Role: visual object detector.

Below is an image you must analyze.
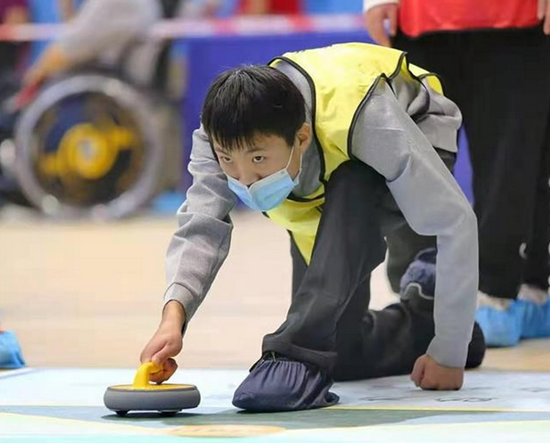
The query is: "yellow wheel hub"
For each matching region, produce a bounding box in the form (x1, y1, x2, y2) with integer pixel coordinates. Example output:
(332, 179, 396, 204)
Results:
(59, 123, 116, 180)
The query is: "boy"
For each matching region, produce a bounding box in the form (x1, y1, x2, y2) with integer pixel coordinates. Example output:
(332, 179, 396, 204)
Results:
(140, 42, 486, 412)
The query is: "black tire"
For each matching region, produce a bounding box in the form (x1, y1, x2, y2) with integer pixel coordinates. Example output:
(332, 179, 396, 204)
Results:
(159, 410, 179, 417)
(14, 72, 165, 219)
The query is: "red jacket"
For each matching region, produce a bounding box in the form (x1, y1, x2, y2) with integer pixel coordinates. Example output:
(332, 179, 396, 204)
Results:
(399, 0, 540, 37)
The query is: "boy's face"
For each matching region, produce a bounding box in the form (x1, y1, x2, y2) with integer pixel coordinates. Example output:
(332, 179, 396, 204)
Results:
(213, 123, 312, 186)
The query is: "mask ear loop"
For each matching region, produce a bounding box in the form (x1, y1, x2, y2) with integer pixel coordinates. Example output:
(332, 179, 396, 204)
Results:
(284, 144, 296, 171)
(286, 140, 304, 179)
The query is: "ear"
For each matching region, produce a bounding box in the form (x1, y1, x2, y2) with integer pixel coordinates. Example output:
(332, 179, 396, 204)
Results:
(295, 122, 312, 155)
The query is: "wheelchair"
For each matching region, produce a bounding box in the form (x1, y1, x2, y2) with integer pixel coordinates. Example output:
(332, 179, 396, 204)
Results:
(0, 63, 183, 219)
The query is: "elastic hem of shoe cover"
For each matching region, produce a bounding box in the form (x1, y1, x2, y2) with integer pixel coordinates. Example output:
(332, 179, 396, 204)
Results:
(262, 339, 337, 372)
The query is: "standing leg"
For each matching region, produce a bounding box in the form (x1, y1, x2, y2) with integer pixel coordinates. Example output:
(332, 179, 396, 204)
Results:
(462, 28, 550, 345)
(463, 28, 550, 299)
(518, 112, 550, 339)
(522, 125, 550, 293)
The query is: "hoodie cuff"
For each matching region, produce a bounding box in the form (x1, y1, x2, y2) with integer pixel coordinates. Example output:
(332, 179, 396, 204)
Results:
(163, 283, 198, 336)
(426, 335, 469, 368)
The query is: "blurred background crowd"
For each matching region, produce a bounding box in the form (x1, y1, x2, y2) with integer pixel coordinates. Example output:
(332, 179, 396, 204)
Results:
(0, 0, 368, 220)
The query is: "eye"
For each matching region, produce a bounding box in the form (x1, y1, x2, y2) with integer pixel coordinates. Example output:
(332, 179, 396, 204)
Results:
(219, 155, 233, 164)
(252, 156, 265, 164)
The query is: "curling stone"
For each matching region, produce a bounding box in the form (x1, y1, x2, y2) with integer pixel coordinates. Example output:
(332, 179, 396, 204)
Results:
(104, 362, 200, 417)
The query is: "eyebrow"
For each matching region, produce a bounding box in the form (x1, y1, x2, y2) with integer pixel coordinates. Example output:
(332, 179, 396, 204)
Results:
(245, 146, 266, 154)
(214, 146, 266, 154)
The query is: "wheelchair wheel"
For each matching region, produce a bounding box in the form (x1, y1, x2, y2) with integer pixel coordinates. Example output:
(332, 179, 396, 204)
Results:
(14, 73, 165, 219)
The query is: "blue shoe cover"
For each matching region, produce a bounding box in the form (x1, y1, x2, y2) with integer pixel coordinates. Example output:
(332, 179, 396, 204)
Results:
(232, 354, 339, 412)
(475, 303, 522, 347)
(518, 299, 550, 339)
(0, 330, 26, 369)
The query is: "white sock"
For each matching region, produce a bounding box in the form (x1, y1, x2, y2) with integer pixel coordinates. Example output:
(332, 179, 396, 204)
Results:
(518, 284, 549, 305)
(477, 291, 513, 310)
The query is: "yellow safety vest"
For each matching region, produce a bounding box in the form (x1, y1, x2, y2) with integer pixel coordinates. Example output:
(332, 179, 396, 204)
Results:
(267, 43, 443, 264)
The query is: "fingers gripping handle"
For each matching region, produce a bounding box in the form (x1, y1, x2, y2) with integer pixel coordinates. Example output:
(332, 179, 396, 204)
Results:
(132, 362, 163, 389)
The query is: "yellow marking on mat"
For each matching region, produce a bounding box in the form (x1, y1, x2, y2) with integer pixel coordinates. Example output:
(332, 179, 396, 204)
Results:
(0, 412, 158, 435)
(2, 414, 286, 439)
(4, 412, 549, 441)
(284, 419, 550, 437)
(328, 405, 550, 413)
(170, 425, 286, 438)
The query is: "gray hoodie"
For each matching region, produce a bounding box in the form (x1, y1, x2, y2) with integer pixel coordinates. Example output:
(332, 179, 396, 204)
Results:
(163, 59, 478, 369)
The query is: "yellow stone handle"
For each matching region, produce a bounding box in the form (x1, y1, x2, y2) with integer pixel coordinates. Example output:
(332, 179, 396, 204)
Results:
(132, 362, 163, 389)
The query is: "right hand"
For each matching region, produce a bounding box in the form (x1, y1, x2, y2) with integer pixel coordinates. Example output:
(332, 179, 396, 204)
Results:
(364, 3, 399, 47)
(140, 301, 186, 384)
(539, 0, 550, 34)
(411, 354, 464, 391)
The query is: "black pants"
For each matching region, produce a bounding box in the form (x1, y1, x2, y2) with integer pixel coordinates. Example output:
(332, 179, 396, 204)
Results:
(394, 26, 550, 298)
(262, 161, 485, 380)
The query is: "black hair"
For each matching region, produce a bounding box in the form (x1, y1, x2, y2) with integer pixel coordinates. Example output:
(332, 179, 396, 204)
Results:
(201, 65, 306, 151)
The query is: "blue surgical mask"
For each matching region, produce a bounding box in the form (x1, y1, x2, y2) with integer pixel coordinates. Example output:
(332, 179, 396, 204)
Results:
(226, 145, 301, 212)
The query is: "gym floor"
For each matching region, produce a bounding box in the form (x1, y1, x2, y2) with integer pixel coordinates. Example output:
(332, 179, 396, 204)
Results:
(1, 207, 549, 442)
